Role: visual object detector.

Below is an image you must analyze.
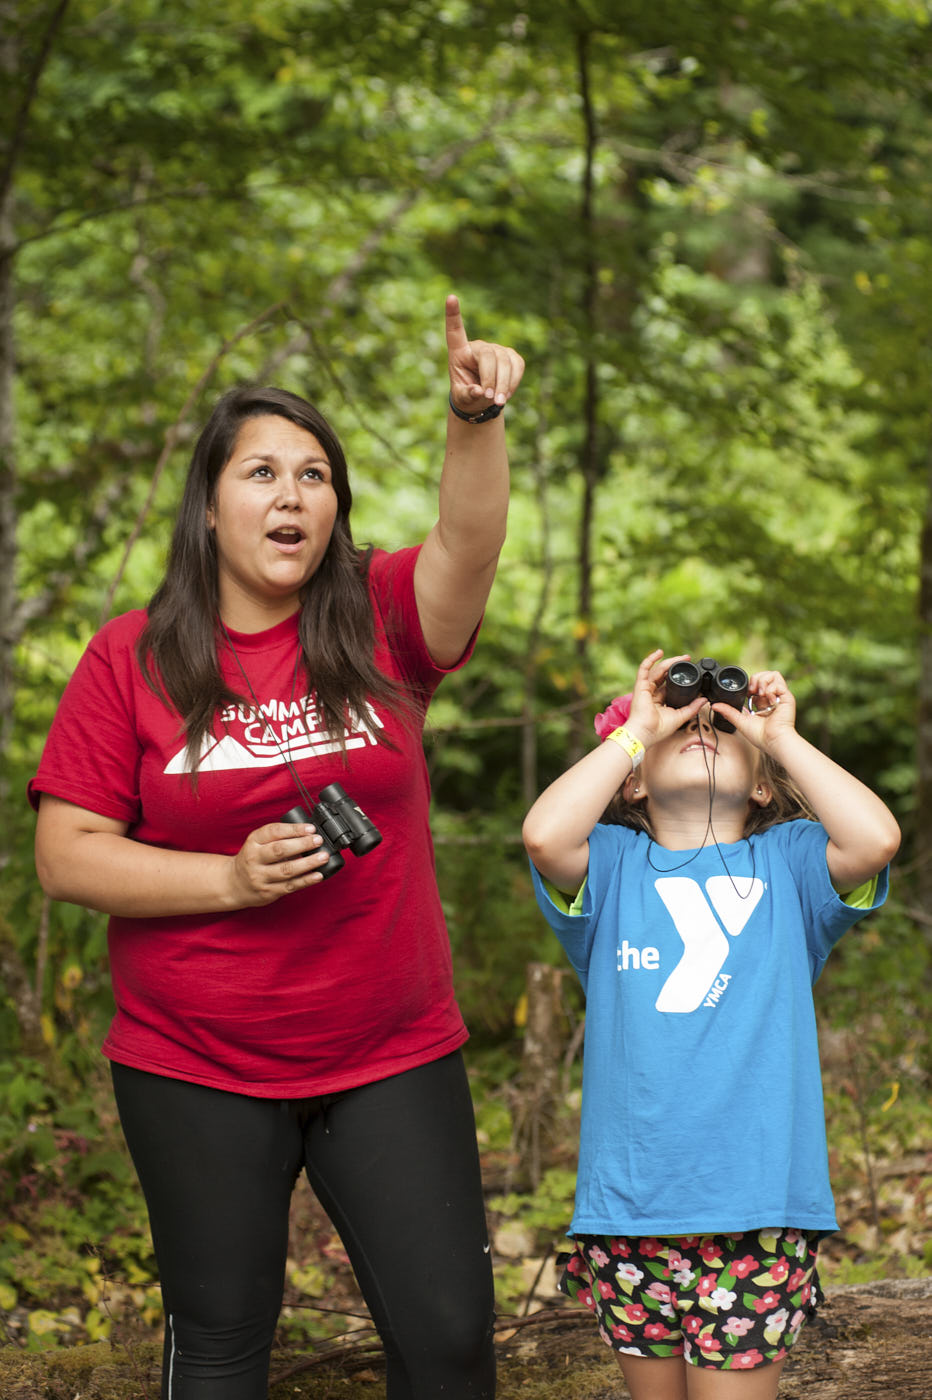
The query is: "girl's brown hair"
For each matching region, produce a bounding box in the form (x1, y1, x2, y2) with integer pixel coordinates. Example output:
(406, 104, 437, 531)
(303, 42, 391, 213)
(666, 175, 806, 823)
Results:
(601, 747, 816, 835)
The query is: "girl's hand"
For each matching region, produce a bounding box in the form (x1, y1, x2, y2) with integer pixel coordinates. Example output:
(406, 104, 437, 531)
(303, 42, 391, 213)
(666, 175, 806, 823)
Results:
(227, 822, 330, 906)
(713, 669, 798, 752)
(624, 649, 707, 748)
(445, 294, 525, 414)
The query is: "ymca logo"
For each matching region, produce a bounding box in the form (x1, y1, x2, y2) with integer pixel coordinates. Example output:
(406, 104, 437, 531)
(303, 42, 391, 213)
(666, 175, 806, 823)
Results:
(655, 876, 763, 1012)
(617, 876, 764, 1014)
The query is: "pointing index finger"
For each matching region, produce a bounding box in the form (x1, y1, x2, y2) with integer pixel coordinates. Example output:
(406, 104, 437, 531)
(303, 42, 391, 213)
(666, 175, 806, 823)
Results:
(445, 293, 469, 351)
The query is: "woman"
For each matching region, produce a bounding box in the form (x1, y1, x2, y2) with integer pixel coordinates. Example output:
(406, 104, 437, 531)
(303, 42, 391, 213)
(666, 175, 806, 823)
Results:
(30, 295, 524, 1400)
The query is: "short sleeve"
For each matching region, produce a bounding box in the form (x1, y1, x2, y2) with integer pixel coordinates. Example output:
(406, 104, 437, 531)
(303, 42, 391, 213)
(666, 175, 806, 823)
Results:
(528, 825, 634, 990)
(28, 614, 146, 823)
(367, 545, 481, 695)
(766, 819, 890, 977)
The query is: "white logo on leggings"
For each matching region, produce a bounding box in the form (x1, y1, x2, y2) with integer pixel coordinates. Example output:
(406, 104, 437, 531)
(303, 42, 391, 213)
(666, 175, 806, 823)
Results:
(653, 876, 764, 1013)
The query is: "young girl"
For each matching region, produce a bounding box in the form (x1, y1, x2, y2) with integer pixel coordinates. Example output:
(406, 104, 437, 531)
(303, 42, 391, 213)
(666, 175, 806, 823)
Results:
(522, 649, 900, 1400)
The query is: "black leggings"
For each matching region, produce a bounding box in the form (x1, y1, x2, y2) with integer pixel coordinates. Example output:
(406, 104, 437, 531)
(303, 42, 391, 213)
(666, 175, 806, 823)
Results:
(111, 1053, 495, 1400)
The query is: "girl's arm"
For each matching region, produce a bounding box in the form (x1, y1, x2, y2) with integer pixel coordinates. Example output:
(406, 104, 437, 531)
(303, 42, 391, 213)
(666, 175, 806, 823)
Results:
(765, 730, 900, 892)
(522, 739, 635, 893)
(716, 671, 901, 893)
(414, 295, 524, 668)
(35, 794, 331, 917)
(523, 650, 705, 891)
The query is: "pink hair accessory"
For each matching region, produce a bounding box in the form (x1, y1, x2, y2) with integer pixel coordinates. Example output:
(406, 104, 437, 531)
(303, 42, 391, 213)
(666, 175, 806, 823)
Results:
(594, 693, 633, 739)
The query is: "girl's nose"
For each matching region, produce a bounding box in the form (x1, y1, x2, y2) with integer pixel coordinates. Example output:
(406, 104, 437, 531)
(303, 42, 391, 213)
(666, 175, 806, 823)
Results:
(687, 705, 714, 733)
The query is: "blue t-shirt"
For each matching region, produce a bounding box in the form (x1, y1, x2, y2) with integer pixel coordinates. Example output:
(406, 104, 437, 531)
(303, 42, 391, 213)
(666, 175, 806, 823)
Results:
(530, 820, 888, 1237)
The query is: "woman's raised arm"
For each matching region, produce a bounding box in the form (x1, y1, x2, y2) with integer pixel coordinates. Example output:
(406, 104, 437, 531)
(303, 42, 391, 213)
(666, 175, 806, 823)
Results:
(414, 295, 524, 667)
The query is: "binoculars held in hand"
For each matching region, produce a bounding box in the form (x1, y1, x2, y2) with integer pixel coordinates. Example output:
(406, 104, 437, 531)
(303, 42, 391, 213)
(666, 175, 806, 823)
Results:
(665, 657, 749, 733)
(282, 782, 382, 880)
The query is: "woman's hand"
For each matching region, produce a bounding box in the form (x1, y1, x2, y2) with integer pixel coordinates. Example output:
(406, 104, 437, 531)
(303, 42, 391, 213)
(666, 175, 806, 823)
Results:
(446, 294, 525, 414)
(35, 795, 333, 918)
(226, 822, 331, 907)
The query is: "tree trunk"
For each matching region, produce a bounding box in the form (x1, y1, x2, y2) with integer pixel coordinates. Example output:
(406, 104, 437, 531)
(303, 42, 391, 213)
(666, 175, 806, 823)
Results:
(916, 429, 932, 914)
(512, 962, 567, 1190)
(0, 0, 71, 824)
(0, 96, 17, 831)
(0, 3, 72, 1057)
(569, 27, 600, 767)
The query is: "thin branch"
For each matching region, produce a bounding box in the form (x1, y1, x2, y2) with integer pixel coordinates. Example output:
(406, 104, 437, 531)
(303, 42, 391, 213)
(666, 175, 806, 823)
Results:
(571, 26, 601, 763)
(520, 273, 562, 806)
(12, 636, 76, 679)
(8, 170, 355, 260)
(34, 890, 51, 1004)
(268, 1304, 590, 1387)
(521, 1243, 554, 1317)
(0, 0, 71, 207)
(431, 833, 526, 847)
(493, 1305, 590, 1332)
(615, 138, 887, 207)
(269, 1330, 383, 1384)
(258, 102, 531, 380)
(428, 697, 592, 734)
(9, 476, 124, 636)
(98, 300, 285, 623)
(277, 306, 408, 470)
(6, 181, 243, 260)
(901, 904, 932, 930)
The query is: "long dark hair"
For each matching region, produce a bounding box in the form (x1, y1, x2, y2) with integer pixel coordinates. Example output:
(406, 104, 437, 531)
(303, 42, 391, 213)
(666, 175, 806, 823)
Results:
(601, 748, 816, 836)
(138, 385, 409, 771)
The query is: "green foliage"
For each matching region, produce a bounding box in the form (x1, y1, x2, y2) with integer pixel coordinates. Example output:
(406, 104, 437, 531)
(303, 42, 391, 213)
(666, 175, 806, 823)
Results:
(490, 1168, 579, 1242)
(1, 7, 930, 1369)
(6, 0, 929, 921)
(819, 901, 930, 1076)
(0, 1053, 157, 1353)
(433, 812, 555, 1037)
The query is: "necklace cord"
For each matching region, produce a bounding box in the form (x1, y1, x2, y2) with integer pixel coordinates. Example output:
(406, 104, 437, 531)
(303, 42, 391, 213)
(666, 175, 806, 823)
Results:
(219, 623, 318, 815)
(646, 719, 756, 896)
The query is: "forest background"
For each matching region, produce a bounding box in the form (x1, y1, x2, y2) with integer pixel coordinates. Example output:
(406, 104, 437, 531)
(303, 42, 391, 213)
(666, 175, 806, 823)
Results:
(1, 0, 931, 1372)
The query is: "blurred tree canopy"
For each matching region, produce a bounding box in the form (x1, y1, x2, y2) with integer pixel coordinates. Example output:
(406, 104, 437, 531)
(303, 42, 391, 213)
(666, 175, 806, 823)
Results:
(1, 0, 930, 1062)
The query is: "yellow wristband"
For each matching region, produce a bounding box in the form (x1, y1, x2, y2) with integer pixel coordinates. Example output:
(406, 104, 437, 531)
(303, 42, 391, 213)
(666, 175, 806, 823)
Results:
(606, 725, 645, 769)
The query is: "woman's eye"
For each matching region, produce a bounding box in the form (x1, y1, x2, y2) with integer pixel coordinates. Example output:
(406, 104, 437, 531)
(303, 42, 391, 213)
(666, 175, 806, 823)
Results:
(245, 463, 327, 482)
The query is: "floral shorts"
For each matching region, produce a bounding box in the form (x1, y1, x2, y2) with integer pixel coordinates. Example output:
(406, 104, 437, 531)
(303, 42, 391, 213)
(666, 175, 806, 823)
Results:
(558, 1229, 821, 1370)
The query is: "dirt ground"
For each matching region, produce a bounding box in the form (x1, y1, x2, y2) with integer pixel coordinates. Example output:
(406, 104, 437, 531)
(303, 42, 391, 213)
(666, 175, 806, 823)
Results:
(487, 1278, 932, 1399)
(2, 1277, 929, 1399)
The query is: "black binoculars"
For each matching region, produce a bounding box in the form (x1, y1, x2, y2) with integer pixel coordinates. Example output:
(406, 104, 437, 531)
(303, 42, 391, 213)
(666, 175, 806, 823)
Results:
(282, 782, 382, 880)
(665, 657, 749, 733)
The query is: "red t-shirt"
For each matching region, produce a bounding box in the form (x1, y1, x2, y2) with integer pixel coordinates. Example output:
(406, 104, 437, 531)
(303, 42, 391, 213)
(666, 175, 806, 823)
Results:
(30, 546, 473, 1096)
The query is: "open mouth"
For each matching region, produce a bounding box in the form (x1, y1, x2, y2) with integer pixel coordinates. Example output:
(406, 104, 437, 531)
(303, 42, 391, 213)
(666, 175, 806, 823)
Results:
(268, 527, 305, 545)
